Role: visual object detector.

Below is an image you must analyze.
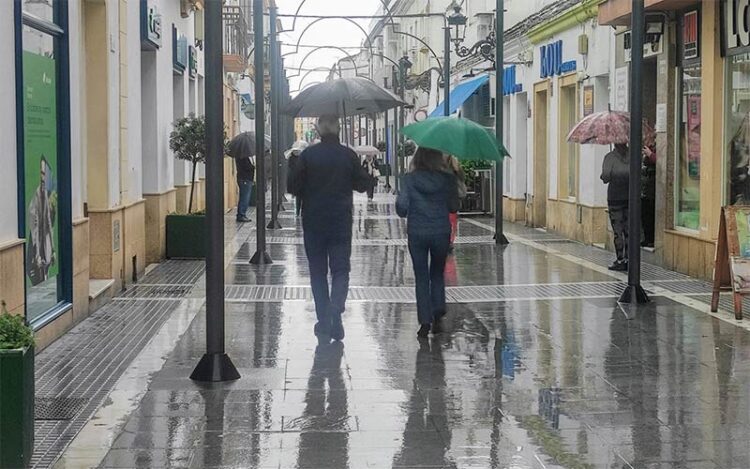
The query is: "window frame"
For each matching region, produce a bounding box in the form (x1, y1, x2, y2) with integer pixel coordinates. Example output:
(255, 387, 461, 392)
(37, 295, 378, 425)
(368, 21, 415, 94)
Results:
(14, 0, 73, 329)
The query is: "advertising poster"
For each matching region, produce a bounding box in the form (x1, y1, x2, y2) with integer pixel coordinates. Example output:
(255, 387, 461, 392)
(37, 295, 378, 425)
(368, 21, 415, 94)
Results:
(735, 210, 750, 257)
(732, 258, 750, 293)
(687, 95, 701, 178)
(23, 51, 59, 293)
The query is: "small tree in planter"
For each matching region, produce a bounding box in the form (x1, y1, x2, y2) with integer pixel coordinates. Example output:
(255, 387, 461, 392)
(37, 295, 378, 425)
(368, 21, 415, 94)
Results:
(167, 114, 207, 258)
(0, 302, 35, 469)
(170, 113, 206, 214)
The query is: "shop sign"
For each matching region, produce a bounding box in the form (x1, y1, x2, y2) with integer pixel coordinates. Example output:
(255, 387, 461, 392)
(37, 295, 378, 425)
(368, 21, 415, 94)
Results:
(683, 10, 700, 60)
(502, 65, 522, 95)
(539, 40, 576, 79)
(614, 66, 629, 112)
(624, 31, 663, 61)
(140, 0, 162, 50)
(582, 85, 594, 117)
(189, 46, 197, 79)
(173, 25, 188, 74)
(723, 0, 750, 55)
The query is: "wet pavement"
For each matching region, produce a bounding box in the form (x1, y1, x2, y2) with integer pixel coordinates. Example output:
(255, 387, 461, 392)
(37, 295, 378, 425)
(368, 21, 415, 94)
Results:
(47, 194, 750, 468)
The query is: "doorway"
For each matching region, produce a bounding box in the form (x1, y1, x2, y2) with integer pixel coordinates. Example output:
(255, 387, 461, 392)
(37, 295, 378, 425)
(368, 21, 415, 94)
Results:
(532, 82, 549, 228)
(641, 59, 658, 247)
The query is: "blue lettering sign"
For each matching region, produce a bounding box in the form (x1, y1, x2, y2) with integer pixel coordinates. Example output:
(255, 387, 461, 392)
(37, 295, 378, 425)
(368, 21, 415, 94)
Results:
(540, 40, 576, 78)
(502, 65, 523, 96)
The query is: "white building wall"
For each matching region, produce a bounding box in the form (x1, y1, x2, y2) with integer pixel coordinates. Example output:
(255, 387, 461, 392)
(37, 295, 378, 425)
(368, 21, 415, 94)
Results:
(127, 0, 144, 201)
(0, 2, 18, 241)
(69, 0, 85, 220)
(526, 21, 611, 202)
(107, 0, 121, 208)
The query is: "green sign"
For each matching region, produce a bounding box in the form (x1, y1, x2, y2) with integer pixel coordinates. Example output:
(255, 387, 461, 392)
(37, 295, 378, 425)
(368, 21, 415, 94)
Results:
(22, 51, 59, 307)
(737, 210, 750, 257)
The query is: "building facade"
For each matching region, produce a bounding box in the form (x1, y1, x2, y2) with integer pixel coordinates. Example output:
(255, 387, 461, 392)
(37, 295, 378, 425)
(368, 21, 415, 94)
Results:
(355, 0, 744, 280)
(0, 0, 244, 349)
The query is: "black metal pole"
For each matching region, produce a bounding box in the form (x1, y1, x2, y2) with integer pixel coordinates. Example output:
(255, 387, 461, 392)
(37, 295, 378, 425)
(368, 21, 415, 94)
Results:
(619, 0, 648, 304)
(444, 26, 450, 117)
(268, 7, 282, 229)
(250, 0, 272, 265)
(398, 64, 406, 191)
(190, 0, 240, 382)
(384, 109, 392, 191)
(495, 0, 509, 245)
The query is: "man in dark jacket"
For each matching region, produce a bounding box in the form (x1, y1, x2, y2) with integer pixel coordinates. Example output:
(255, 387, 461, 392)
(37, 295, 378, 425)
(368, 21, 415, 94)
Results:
(601, 144, 629, 271)
(235, 154, 255, 222)
(287, 115, 373, 342)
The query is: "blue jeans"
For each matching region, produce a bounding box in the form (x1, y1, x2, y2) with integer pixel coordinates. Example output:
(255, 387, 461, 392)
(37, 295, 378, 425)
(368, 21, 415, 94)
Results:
(408, 233, 450, 325)
(303, 230, 352, 325)
(237, 180, 253, 220)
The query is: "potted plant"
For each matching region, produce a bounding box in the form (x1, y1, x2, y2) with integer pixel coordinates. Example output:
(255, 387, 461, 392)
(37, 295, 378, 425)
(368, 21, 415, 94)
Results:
(0, 302, 35, 469)
(167, 114, 207, 258)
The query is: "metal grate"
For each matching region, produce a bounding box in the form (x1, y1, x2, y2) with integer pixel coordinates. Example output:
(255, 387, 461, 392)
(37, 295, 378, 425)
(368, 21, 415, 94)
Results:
(223, 282, 630, 303)
(117, 284, 194, 299)
(35, 397, 88, 421)
(242, 235, 495, 246)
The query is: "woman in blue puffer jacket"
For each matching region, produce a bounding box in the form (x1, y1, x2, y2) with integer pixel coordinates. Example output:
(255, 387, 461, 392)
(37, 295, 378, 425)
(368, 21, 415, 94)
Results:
(396, 147, 460, 338)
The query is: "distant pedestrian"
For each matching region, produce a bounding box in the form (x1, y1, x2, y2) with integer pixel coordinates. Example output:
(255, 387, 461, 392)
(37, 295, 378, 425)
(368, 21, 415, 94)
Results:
(445, 155, 466, 252)
(286, 141, 309, 217)
(601, 143, 629, 271)
(362, 154, 380, 201)
(234, 153, 255, 223)
(396, 147, 460, 338)
(288, 115, 374, 342)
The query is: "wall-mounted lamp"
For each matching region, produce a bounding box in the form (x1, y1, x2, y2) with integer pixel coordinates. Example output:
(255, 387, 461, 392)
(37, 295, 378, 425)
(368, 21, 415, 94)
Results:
(645, 16, 664, 45)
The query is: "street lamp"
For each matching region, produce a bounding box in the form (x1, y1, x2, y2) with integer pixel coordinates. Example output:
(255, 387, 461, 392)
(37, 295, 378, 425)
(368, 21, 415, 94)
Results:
(447, 2, 468, 49)
(396, 54, 412, 189)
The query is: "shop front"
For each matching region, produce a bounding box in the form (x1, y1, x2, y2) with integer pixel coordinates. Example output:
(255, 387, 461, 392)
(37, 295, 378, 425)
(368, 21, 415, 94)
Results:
(525, 4, 612, 246)
(14, 0, 73, 328)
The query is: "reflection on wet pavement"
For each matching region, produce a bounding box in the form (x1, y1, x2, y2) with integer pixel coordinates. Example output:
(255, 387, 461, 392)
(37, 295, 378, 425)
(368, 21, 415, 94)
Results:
(94, 195, 750, 469)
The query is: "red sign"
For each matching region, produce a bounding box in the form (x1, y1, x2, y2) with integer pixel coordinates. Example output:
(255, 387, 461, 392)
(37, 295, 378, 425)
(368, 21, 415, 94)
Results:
(683, 10, 699, 60)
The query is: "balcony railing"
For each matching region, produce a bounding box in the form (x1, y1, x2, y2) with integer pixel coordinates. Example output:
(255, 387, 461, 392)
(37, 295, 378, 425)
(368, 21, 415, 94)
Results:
(223, 5, 249, 73)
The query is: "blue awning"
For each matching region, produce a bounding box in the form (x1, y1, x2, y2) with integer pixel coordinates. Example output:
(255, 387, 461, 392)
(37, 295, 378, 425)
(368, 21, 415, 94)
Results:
(429, 74, 489, 118)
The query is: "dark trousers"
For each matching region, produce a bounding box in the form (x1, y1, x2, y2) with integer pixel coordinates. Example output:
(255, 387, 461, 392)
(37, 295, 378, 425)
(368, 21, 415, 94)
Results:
(641, 197, 655, 245)
(366, 186, 375, 200)
(408, 233, 450, 325)
(237, 180, 253, 220)
(608, 201, 629, 263)
(303, 230, 352, 324)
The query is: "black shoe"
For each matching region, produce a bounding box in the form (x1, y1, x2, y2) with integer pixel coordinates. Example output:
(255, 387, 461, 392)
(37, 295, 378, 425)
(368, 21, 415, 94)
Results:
(331, 315, 345, 342)
(431, 320, 443, 334)
(608, 261, 628, 272)
(314, 322, 331, 340)
(236, 216, 252, 223)
(417, 324, 430, 338)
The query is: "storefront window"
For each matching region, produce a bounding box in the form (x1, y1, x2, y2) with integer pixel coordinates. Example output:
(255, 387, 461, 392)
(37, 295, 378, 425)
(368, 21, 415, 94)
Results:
(22, 25, 61, 321)
(675, 63, 701, 230)
(727, 53, 750, 207)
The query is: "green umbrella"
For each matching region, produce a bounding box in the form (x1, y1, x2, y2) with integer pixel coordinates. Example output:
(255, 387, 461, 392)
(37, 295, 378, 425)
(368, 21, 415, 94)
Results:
(400, 117, 509, 161)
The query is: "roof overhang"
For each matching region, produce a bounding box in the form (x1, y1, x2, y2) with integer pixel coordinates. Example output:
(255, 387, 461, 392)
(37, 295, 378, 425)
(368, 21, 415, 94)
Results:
(598, 0, 700, 26)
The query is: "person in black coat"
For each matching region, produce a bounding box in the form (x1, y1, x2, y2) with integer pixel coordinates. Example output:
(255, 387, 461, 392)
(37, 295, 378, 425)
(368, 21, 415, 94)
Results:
(234, 154, 255, 222)
(287, 115, 373, 342)
(396, 147, 460, 338)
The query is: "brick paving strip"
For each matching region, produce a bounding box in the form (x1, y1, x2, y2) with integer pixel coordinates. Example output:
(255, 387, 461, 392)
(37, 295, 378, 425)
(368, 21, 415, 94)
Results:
(36, 199, 750, 468)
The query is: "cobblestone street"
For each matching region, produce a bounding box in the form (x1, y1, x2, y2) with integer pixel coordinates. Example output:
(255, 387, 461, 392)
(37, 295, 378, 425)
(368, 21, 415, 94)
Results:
(35, 194, 750, 469)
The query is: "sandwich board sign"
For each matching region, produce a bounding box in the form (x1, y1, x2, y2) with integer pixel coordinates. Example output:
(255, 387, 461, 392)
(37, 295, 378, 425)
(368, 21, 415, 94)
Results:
(711, 206, 750, 319)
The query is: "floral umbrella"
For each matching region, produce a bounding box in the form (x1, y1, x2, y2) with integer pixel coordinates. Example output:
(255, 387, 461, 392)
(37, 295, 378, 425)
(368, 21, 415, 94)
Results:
(567, 110, 655, 147)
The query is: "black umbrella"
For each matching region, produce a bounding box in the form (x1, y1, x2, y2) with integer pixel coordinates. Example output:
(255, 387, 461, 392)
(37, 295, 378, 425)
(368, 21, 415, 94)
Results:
(226, 132, 272, 159)
(282, 77, 405, 117)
